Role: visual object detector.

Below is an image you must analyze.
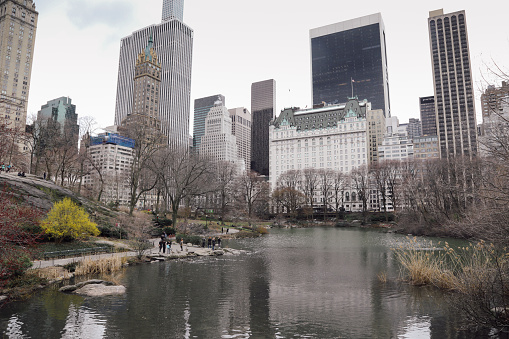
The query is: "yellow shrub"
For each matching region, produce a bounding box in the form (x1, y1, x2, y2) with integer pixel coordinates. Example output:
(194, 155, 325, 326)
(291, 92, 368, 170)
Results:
(41, 198, 100, 242)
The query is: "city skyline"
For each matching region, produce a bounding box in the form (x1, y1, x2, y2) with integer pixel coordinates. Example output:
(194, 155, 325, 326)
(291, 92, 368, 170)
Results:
(27, 0, 509, 133)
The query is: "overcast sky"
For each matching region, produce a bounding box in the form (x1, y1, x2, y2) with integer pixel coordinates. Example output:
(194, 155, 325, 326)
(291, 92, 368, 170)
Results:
(28, 0, 509, 133)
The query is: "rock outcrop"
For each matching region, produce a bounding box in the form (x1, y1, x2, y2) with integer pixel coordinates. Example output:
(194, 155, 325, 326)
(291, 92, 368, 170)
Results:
(59, 279, 125, 297)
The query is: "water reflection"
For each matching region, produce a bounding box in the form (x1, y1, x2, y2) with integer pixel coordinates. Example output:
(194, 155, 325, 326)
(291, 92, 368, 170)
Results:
(1, 228, 505, 338)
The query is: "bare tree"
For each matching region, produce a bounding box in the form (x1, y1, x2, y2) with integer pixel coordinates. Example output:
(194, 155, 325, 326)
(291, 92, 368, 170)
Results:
(318, 169, 334, 220)
(214, 161, 237, 225)
(302, 168, 319, 212)
(154, 147, 215, 228)
(331, 170, 346, 220)
(351, 166, 370, 222)
(236, 171, 270, 226)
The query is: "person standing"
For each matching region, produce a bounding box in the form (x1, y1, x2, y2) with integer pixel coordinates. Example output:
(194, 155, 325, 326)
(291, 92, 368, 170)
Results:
(217, 237, 221, 248)
(212, 238, 216, 251)
(162, 240, 166, 254)
(167, 241, 171, 254)
(202, 238, 206, 248)
(159, 240, 163, 253)
(43, 172, 47, 180)
(208, 237, 212, 248)
(180, 238, 184, 251)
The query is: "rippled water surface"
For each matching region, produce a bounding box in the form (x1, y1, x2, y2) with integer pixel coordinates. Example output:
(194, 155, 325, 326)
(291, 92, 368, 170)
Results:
(0, 228, 503, 338)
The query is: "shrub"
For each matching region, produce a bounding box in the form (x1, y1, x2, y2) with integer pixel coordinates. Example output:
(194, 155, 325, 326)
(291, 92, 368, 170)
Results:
(98, 225, 128, 239)
(41, 198, 100, 242)
(175, 234, 201, 246)
(153, 216, 173, 228)
(162, 226, 176, 236)
(256, 226, 269, 235)
(0, 187, 43, 285)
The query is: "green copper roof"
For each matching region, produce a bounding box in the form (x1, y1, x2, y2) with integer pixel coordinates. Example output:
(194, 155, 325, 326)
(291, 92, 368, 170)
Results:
(144, 33, 154, 62)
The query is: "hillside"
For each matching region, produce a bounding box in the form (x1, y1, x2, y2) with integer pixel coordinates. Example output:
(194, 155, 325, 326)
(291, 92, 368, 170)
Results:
(0, 173, 119, 225)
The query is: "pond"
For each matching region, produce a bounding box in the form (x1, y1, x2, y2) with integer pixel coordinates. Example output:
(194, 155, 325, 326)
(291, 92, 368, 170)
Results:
(0, 228, 504, 338)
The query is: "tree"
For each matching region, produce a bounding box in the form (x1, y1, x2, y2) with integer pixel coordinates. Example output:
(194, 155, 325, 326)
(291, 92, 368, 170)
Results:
(302, 168, 319, 212)
(154, 147, 215, 229)
(351, 166, 370, 222)
(271, 186, 305, 217)
(0, 187, 43, 284)
(318, 169, 334, 220)
(236, 171, 270, 226)
(117, 213, 153, 259)
(214, 161, 237, 225)
(331, 170, 346, 220)
(41, 198, 99, 242)
(371, 161, 390, 220)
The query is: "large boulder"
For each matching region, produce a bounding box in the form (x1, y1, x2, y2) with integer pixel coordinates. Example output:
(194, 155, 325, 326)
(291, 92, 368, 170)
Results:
(74, 284, 126, 297)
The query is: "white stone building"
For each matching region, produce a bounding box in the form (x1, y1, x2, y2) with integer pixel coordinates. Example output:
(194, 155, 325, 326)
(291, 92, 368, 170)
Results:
(269, 98, 373, 212)
(229, 107, 251, 171)
(200, 101, 243, 170)
(83, 126, 134, 206)
(378, 133, 414, 161)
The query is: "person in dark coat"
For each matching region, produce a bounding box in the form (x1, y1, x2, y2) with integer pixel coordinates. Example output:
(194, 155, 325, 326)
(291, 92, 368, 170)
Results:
(202, 238, 206, 248)
(208, 237, 212, 248)
(158, 241, 163, 253)
(212, 238, 216, 250)
(217, 238, 221, 248)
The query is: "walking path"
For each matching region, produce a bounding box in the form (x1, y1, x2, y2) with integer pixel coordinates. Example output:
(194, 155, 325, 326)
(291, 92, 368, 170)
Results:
(31, 237, 240, 270)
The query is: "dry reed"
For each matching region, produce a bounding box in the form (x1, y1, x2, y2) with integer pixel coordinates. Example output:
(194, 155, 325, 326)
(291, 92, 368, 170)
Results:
(74, 256, 127, 276)
(393, 237, 508, 292)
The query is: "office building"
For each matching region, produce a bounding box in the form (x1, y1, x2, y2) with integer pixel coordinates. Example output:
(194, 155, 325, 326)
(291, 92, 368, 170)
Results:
(366, 109, 385, 164)
(481, 81, 509, 118)
(413, 135, 440, 160)
(0, 0, 38, 129)
(193, 94, 225, 150)
(229, 107, 251, 171)
(310, 13, 390, 116)
(378, 133, 414, 161)
(36, 97, 79, 146)
(200, 100, 242, 168)
(83, 127, 134, 206)
(407, 118, 422, 140)
(114, 0, 193, 149)
(428, 9, 477, 158)
(251, 79, 276, 176)
(162, 0, 183, 22)
(420, 96, 437, 136)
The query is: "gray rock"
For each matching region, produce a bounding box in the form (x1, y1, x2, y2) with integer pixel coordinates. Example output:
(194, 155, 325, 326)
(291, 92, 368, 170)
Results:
(75, 279, 104, 288)
(74, 284, 126, 297)
(59, 285, 78, 293)
(0, 295, 7, 302)
(213, 250, 224, 256)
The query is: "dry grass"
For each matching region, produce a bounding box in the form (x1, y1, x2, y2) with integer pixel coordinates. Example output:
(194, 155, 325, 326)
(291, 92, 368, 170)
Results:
(31, 266, 73, 280)
(393, 237, 507, 292)
(74, 256, 127, 276)
(377, 272, 387, 283)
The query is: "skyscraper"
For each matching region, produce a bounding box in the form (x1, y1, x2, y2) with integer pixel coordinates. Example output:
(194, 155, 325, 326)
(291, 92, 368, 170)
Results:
(428, 9, 477, 158)
(0, 0, 38, 129)
(193, 94, 225, 151)
(114, 0, 193, 149)
(229, 107, 251, 171)
(251, 79, 276, 176)
(37, 96, 79, 146)
(200, 100, 240, 166)
(419, 96, 437, 136)
(120, 35, 165, 144)
(310, 13, 390, 116)
(162, 0, 183, 22)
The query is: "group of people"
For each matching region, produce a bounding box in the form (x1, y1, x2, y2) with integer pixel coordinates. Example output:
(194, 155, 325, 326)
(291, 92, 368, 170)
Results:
(0, 164, 12, 173)
(202, 237, 221, 250)
(158, 233, 184, 254)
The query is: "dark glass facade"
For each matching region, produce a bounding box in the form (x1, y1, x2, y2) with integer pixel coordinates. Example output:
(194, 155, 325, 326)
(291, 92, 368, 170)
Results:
(311, 23, 389, 115)
(429, 11, 477, 158)
(420, 96, 437, 136)
(251, 108, 273, 176)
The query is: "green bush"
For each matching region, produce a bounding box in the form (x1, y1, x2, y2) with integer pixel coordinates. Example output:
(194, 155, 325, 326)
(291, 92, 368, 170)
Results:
(175, 234, 202, 246)
(153, 216, 172, 228)
(162, 227, 176, 236)
(98, 225, 128, 239)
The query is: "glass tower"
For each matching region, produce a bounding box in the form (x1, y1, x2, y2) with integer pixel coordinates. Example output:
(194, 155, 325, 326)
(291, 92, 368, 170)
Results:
(419, 96, 437, 136)
(310, 13, 390, 117)
(428, 9, 477, 158)
(251, 79, 276, 176)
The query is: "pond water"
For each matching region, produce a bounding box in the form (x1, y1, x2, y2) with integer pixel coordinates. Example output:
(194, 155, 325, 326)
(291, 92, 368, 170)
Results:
(0, 228, 505, 338)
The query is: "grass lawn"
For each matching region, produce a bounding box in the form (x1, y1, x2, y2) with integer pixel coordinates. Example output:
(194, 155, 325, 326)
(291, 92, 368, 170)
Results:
(34, 239, 117, 259)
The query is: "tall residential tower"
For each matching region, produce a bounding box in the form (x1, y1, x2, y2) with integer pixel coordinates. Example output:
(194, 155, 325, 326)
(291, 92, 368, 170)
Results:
(310, 13, 390, 116)
(114, 0, 193, 149)
(428, 9, 477, 158)
(0, 0, 38, 129)
(193, 94, 225, 151)
(251, 79, 276, 176)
